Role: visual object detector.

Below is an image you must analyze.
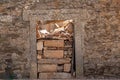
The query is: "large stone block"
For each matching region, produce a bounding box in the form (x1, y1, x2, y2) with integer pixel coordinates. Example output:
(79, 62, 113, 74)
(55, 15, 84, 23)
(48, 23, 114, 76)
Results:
(38, 58, 71, 64)
(44, 40, 64, 47)
(39, 72, 72, 79)
(38, 64, 57, 72)
(44, 50, 64, 58)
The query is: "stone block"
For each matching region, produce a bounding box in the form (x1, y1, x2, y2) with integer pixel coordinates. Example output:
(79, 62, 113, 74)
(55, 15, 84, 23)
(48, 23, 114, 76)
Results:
(37, 54, 42, 60)
(38, 64, 57, 72)
(44, 40, 64, 47)
(64, 64, 71, 72)
(37, 41, 43, 50)
(38, 58, 71, 64)
(39, 72, 71, 79)
(0, 15, 12, 22)
(44, 50, 64, 58)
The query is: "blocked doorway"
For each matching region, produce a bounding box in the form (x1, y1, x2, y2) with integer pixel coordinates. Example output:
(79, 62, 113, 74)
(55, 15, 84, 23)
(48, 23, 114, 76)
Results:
(36, 20, 75, 79)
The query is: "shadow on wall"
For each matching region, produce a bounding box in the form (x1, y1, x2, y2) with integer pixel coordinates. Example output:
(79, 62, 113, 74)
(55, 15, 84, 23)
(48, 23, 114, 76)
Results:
(0, 58, 17, 79)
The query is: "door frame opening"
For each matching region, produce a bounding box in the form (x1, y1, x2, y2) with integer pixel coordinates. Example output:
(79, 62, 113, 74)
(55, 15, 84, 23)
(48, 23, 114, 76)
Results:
(23, 9, 85, 78)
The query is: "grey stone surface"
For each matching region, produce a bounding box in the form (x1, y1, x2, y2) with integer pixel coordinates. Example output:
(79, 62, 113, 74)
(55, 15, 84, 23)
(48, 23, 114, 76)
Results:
(0, 15, 12, 22)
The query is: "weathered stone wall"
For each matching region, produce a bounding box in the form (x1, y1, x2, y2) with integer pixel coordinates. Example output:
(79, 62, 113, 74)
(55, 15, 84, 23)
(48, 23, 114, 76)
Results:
(84, 0, 120, 79)
(27, 0, 120, 79)
(0, 0, 120, 79)
(0, 0, 31, 78)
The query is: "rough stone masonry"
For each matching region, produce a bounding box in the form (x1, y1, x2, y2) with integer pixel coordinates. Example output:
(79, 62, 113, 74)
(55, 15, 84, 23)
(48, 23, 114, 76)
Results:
(0, 0, 120, 79)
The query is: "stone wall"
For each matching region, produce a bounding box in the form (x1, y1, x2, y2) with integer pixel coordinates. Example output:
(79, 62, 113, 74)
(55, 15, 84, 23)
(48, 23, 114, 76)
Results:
(0, 0, 120, 79)
(0, 0, 31, 78)
(84, 0, 120, 79)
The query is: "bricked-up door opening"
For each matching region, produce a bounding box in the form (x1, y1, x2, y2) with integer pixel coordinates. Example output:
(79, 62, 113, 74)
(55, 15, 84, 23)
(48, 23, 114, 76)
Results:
(36, 20, 75, 79)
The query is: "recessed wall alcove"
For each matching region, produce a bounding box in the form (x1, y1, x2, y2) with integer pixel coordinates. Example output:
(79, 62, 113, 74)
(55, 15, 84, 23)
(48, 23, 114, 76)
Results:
(23, 9, 89, 79)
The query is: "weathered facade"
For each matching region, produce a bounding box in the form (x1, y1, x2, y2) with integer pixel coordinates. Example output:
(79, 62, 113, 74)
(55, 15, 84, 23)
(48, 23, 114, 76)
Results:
(0, 0, 120, 79)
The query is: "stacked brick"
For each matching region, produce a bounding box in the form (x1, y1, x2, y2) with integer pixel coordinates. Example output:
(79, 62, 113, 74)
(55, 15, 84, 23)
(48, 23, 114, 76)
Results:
(37, 39, 73, 79)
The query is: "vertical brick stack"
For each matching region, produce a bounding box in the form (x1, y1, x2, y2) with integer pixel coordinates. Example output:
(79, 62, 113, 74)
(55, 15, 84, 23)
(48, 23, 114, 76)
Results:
(37, 39, 73, 79)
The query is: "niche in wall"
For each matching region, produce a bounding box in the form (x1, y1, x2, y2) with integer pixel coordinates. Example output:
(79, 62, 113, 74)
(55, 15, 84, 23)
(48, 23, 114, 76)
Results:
(36, 20, 75, 79)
